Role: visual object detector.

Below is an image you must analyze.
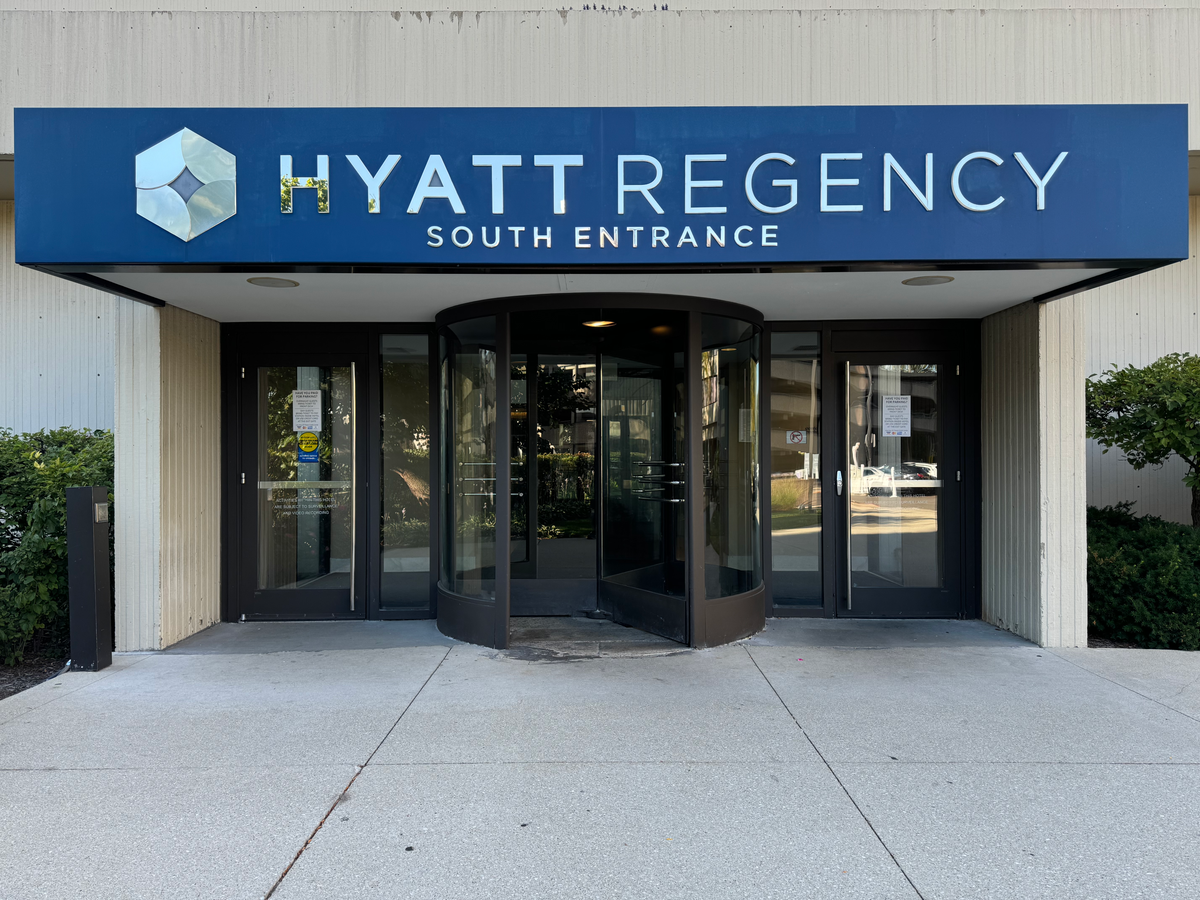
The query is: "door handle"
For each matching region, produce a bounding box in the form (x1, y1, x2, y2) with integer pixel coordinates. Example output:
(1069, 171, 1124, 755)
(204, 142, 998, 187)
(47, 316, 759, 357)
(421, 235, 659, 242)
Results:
(349, 362, 357, 612)
(836, 470, 843, 496)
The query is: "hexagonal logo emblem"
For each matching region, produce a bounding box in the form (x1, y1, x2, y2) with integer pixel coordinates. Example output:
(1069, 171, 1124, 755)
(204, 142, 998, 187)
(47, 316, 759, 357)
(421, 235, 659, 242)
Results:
(135, 128, 236, 242)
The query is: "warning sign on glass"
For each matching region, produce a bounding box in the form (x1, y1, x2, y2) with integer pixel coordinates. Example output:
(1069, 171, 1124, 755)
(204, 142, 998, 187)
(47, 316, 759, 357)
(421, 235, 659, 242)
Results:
(881, 395, 911, 437)
(292, 390, 322, 432)
(786, 430, 808, 445)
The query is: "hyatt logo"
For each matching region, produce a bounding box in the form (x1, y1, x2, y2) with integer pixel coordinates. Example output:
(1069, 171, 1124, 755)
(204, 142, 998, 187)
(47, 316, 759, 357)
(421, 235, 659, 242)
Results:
(136, 128, 236, 241)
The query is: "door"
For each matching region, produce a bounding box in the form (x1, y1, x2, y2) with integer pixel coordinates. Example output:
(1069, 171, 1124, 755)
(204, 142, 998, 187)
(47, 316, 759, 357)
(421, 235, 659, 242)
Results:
(509, 350, 600, 614)
(238, 356, 367, 618)
(505, 307, 689, 642)
(837, 357, 962, 617)
(598, 342, 689, 642)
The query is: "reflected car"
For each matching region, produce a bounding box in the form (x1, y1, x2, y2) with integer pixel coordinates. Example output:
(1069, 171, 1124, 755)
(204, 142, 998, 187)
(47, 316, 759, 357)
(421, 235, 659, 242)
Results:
(898, 463, 936, 495)
(905, 461, 938, 479)
(859, 466, 895, 496)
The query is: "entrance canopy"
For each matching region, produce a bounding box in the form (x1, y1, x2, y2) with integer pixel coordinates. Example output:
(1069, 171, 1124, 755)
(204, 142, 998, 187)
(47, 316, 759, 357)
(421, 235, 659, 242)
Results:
(14, 104, 1189, 320)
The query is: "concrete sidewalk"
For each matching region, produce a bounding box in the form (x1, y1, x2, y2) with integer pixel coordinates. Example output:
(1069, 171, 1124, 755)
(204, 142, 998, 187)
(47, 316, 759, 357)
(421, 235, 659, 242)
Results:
(1, 619, 1198, 900)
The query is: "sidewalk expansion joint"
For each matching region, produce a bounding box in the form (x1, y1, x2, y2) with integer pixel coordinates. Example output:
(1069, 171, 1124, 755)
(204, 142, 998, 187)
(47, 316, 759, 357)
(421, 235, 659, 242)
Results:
(742, 644, 927, 900)
(1050, 650, 1200, 728)
(262, 645, 453, 900)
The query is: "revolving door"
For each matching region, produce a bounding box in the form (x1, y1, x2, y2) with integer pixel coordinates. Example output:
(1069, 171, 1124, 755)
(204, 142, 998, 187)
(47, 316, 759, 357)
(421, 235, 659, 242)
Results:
(436, 296, 765, 649)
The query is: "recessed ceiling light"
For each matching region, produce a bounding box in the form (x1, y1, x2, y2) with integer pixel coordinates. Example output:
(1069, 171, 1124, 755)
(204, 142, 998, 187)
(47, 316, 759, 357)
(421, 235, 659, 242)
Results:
(901, 275, 954, 287)
(247, 277, 299, 288)
(583, 320, 615, 328)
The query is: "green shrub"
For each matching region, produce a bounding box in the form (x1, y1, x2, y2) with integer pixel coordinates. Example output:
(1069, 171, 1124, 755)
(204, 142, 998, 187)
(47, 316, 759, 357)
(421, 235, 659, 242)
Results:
(0, 429, 114, 664)
(1087, 504, 1200, 650)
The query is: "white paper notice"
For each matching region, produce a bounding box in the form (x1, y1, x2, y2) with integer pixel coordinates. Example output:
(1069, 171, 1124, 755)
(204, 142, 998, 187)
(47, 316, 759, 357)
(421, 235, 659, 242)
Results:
(881, 395, 911, 437)
(292, 390, 322, 432)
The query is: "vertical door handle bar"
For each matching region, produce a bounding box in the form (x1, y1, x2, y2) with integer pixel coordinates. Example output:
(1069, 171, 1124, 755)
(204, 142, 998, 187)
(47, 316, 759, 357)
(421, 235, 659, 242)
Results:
(350, 362, 357, 612)
(845, 361, 852, 612)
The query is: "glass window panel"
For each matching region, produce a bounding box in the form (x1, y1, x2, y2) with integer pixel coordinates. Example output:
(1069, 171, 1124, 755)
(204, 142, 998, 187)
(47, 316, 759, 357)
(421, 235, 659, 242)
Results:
(534, 356, 597, 578)
(700, 315, 762, 598)
(440, 317, 498, 600)
(769, 332, 822, 605)
(256, 365, 354, 591)
(380, 334, 432, 610)
(848, 364, 942, 588)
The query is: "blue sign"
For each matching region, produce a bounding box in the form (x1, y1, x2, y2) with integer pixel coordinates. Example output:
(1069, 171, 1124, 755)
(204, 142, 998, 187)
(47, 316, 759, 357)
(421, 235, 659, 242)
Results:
(297, 431, 320, 464)
(15, 105, 1188, 267)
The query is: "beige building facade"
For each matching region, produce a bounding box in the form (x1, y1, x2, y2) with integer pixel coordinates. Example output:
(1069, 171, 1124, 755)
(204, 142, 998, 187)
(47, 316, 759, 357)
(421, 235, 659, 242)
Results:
(1, 1, 1197, 651)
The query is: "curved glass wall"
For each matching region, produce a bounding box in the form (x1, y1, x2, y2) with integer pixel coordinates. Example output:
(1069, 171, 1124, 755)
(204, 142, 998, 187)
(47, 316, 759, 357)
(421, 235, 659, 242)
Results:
(440, 317, 498, 600)
(701, 315, 762, 598)
(437, 300, 764, 648)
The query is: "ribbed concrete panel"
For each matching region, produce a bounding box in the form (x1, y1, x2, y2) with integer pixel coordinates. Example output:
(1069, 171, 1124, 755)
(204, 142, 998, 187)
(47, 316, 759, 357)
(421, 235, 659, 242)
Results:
(0, 202, 114, 432)
(981, 303, 1040, 645)
(1040, 296, 1087, 648)
(4, 1, 1195, 12)
(1084, 198, 1200, 525)
(158, 305, 220, 647)
(114, 301, 161, 652)
(982, 298, 1088, 648)
(1, 10, 1199, 153)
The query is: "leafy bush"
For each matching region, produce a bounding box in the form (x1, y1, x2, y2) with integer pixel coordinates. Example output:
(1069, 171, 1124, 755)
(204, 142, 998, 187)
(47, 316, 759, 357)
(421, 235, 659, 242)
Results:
(0, 429, 114, 664)
(1086, 353, 1200, 525)
(1087, 504, 1200, 650)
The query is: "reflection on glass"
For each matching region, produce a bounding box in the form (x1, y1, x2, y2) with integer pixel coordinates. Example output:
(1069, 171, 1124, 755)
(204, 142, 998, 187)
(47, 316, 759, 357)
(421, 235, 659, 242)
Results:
(441, 318, 498, 599)
(381, 335, 432, 610)
(848, 364, 941, 588)
(601, 349, 687, 595)
(770, 332, 822, 605)
(701, 315, 762, 598)
(511, 355, 597, 579)
(257, 366, 353, 591)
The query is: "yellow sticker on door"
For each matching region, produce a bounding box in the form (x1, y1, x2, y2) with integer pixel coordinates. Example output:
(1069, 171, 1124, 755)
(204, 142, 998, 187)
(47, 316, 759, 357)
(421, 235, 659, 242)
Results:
(297, 431, 320, 463)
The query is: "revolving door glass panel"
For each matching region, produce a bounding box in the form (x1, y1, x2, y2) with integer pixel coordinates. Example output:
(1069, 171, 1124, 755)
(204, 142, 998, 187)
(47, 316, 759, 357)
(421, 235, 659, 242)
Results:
(441, 317, 499, 600)
(700, 315, 762, 599)
(597, 312, 689, 642)
(510, 341, 599, 614)
(506, 309, 689, 641)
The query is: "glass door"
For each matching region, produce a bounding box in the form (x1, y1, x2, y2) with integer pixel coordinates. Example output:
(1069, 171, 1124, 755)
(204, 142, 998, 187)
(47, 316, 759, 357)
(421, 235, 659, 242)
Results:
(509, 351, 599, 614)
(839, 358, 961, 617)
(239, 357, 366, 618)
(599, 340, 689, 642)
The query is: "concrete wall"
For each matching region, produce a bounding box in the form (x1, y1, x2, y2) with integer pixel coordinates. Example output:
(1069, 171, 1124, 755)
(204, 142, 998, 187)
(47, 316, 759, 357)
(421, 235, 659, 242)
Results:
(1083, 197, 1200, 525)
(114, 300, 161, 651)
(0, 202, 115, 433)
(1, 9, 1199, 153)
(981, 297, 1087, 648)
(115, 302, 220, 651)
(159, 306, 222, 646)
(4, 1, 1183, 643)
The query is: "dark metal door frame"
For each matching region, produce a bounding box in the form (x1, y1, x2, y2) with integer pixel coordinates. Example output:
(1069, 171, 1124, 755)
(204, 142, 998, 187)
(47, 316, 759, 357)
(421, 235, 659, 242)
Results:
(832, 348, 964, 618)
(761, 320, 981, 622)
(235, 348, 371, 620)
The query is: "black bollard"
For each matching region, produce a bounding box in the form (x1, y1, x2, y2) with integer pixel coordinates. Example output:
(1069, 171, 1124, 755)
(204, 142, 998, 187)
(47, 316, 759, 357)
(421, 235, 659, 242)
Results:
(66, 486, 112, 671)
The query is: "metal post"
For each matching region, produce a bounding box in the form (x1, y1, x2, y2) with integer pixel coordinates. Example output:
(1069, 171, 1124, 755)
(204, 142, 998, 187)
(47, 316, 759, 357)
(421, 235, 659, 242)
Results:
(494, 311, 512, 649)
(67, 486, 112, 671)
